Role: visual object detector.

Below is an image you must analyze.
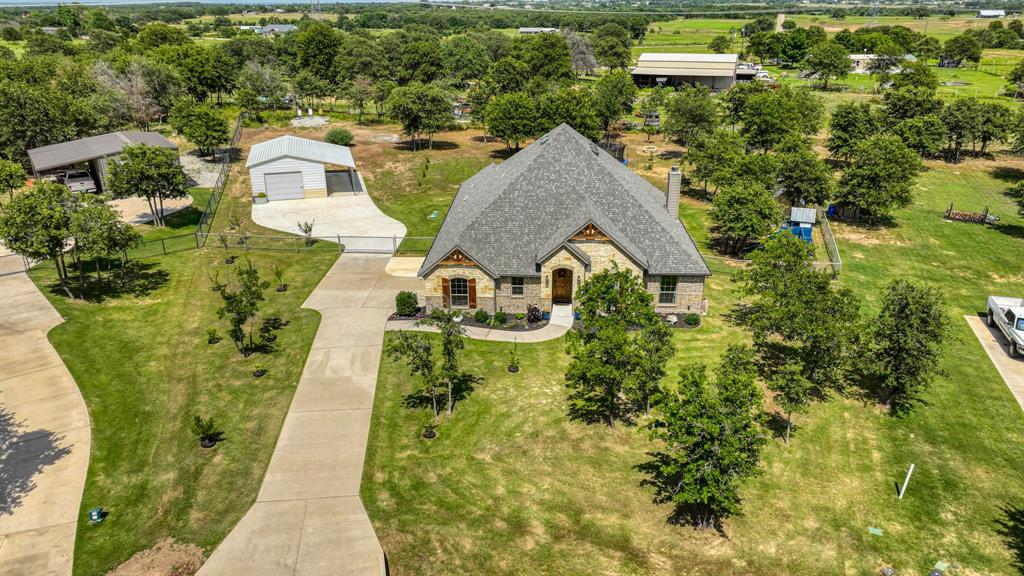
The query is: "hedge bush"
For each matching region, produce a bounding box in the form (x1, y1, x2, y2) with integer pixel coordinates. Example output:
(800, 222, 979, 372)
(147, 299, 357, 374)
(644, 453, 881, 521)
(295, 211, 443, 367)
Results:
(325, 127, 354, 146)
(395, 291, 418, 316)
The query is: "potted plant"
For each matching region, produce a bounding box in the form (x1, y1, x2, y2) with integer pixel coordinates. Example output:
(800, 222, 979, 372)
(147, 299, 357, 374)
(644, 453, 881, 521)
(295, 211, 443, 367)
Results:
(272, 265, 287, 292)
(206, 327, 220, 344)
(422, 423, 437, 439)
(191, 415, 223, 448)
(253, 363, 267, 378)
(508, 340, 520, 373)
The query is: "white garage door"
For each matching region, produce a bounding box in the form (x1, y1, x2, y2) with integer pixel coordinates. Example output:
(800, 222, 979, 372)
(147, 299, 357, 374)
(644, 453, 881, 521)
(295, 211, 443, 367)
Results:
(264, 172, 304, 201)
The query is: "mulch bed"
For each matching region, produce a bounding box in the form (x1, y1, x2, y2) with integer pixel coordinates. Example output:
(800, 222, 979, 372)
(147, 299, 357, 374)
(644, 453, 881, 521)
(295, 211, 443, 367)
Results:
(456, 314, 550, 332)
(661, 314, 702, 329)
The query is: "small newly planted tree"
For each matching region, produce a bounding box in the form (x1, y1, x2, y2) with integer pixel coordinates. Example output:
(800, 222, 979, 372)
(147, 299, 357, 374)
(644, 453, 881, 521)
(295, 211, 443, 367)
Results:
(217, 259, 269, 356)
(415, 309, 467, 415)
(386, 334, 438, 416)
(191, 415, 223, 447)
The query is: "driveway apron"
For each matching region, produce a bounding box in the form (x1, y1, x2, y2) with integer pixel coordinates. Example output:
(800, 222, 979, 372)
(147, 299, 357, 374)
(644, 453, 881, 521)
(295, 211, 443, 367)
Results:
(198, 254, 420, 576)
(0, 250, 91, 576)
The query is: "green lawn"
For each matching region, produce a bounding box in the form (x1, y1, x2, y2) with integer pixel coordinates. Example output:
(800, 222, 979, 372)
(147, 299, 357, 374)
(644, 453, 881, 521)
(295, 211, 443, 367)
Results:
(29, 180, 338, 574)
(364, 150, 493, 252)
(362, 152, 1024, 574)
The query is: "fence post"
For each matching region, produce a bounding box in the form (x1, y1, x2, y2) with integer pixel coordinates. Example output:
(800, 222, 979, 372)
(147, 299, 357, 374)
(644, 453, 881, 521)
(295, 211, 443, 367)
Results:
(195, 233, 201, 250)
(337, 235, 342, 254)
(393, 235, 397, 253)
(161, 238, 167, 255)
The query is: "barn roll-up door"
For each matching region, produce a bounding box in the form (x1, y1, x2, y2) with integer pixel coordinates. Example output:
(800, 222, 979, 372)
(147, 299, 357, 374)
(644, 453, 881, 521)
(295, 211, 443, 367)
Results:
(264, 171, 304, 201)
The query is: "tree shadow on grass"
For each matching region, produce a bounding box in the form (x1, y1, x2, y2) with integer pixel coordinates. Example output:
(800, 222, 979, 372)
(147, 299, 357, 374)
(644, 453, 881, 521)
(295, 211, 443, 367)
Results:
(992, 221, 1024, 241)
(393, 140, 460, 152)
(0, 407, 72, 516)
(996, 503, 1024, 575)
(635, 453, 728, 536)
(402, 371, 480, 413)
(43, 260, 169, 303)
(489, 148, 518, 160)
(989, 166, 1024, 183)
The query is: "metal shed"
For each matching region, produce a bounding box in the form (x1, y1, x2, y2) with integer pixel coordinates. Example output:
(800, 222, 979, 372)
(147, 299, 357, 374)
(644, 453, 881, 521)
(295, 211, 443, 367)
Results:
(27, 131, 177, 191)
(631, 53, 739, 89)
(245, 135, 360, 203)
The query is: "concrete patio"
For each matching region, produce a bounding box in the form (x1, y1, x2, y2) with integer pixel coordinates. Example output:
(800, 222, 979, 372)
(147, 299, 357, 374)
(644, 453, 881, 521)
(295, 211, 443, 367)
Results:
(251, 195, 407, 254)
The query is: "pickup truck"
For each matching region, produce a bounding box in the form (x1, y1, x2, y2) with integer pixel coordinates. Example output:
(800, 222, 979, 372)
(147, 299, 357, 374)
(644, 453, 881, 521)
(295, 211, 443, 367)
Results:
(62, 170, 97, 193)
(987, 296, 1024, 358)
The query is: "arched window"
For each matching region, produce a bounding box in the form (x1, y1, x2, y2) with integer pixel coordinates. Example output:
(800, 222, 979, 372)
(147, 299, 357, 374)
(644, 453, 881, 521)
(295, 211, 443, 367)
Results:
(450, 277, 469, 308)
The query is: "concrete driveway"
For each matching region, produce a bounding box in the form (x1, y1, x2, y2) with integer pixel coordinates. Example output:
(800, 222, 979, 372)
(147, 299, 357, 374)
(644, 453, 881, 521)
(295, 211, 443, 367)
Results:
(965, 315, 1024, 412)
(198, 254, 421, 576)
(0, 249, 91, 576)
(251, 195, 407, 254)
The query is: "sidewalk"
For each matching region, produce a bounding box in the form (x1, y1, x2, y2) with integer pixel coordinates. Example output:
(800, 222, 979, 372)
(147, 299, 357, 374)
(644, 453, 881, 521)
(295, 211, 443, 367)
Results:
(198, 254, 421, 576)
(0, 250, 91, 576)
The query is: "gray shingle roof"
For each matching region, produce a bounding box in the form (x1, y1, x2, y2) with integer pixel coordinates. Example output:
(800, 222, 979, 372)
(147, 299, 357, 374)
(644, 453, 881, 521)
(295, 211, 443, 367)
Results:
(28, 131, 177, 173)
(419, 124, 710, 278)
(246, 135, 355, 168)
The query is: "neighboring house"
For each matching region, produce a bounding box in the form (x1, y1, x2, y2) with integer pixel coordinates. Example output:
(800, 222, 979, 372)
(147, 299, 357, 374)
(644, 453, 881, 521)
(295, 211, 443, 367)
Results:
(246, 135, 361, 203)
(238, 24, 296, 35)
(849, 53, 916, 74)
(631, 53, 738, 89)
(418, 124, 710, 315)
(27, 131, 177, 192)
(518, 27, 559, 34)
(977, 9, 1006, 17)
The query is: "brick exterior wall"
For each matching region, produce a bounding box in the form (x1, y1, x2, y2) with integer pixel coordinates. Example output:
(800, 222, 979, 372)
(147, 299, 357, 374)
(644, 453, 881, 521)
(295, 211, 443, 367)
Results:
(422, 265, 496, 313)
(645, 275, 706, 314)
(421, 242, 707, 315)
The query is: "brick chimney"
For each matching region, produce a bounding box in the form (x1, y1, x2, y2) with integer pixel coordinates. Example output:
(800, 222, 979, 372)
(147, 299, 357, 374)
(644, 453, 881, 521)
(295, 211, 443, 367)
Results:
(666, 166, 681, 219)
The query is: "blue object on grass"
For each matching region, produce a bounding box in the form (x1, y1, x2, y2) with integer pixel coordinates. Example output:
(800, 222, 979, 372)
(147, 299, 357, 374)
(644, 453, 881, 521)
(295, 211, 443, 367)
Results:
(88, 507, 106, 524)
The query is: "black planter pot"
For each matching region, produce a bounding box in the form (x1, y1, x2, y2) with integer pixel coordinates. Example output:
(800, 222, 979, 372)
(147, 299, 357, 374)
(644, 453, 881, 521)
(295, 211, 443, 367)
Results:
(225, 256, 236, 264)
(207, 339, 218, 345)
(422, 428, 437, 439)
(253, 369, 267, 378)
(276, 285, 287, 292)
(507, 365, 520, 373)
(200, 438, 217, 449)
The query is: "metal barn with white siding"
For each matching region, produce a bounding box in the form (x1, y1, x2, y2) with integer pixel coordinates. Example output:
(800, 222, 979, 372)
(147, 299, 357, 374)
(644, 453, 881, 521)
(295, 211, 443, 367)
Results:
(246, 135, 358, 203)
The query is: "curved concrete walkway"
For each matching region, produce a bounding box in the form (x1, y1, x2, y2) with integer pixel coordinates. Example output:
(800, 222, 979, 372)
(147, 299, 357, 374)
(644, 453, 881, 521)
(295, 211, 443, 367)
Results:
(0, 249, 91, 576)
(384, 305, 573, 343)
(198, 254, 421, 576)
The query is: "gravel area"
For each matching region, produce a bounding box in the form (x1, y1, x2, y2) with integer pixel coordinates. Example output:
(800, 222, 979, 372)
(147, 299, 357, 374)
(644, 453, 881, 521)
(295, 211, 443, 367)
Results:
(179, 150, 224, 189)
(290, 115, 328, 128)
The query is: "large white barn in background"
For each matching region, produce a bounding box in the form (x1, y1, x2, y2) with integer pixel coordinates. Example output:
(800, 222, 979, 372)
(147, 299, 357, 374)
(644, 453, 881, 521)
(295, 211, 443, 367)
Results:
(630, 53, 739, 89)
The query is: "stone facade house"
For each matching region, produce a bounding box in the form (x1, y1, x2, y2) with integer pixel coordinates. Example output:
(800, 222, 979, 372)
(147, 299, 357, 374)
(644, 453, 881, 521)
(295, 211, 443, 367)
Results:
(417, 124, 710, 315)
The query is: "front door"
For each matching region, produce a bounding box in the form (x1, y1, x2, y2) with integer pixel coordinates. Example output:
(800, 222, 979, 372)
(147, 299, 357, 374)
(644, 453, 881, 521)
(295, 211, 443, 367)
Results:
(552, 268, 573, 304)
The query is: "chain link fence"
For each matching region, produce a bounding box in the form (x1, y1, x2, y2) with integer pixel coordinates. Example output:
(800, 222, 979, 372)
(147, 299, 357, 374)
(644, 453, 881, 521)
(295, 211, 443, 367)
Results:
(195, 114, 245, 241)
